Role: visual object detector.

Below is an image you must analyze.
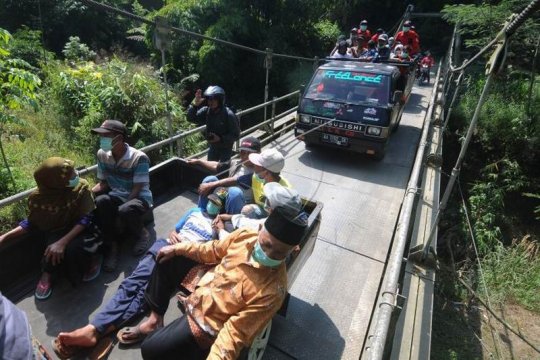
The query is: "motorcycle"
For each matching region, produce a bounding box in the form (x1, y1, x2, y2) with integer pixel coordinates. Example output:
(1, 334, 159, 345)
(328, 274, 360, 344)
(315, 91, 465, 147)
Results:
(418, 64, 430, 85)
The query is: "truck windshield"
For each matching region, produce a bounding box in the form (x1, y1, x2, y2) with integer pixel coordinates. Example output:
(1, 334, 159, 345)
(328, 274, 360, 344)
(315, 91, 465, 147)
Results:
(305, 69, 390, 106)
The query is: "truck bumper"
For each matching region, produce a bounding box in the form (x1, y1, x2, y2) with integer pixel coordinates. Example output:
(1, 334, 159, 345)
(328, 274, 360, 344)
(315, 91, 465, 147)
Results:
(295, 127, 387, 155)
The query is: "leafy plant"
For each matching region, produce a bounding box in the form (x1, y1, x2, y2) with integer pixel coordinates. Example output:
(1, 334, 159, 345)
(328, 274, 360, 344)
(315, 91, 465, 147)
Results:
(62, 36, 96, 63)
(0, 27, 41, 191)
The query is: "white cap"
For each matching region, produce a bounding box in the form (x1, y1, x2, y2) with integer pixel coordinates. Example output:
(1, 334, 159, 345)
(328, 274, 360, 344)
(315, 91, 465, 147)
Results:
(263, 182, 302, 217)
(248, 148, 285, 173)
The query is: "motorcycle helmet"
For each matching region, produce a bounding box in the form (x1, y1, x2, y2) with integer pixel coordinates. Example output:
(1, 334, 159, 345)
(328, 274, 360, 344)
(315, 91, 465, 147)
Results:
(203, 85, 226, 105)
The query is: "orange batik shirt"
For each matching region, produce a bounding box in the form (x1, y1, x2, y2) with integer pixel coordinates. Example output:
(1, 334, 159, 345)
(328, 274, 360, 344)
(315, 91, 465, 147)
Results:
(174, 228, 288, 360)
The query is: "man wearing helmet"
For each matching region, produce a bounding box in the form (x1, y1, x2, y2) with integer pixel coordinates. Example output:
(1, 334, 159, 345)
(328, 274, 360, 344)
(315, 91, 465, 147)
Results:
(394, 20, 420, 55)
(188, 86, 240, 162)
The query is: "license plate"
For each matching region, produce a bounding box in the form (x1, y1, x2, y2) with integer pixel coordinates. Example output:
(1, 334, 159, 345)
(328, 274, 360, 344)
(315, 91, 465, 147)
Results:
(321, 133, 348, 146)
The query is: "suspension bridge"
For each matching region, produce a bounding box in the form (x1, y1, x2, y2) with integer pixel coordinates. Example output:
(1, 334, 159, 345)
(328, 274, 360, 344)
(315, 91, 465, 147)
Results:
(1, 0, 539, 359)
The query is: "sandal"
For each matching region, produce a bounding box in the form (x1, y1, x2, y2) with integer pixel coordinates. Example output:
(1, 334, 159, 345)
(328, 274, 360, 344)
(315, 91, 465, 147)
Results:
(87, 336, 115, 360)
(83, 255, 103, 282)
(116, 325, 148, 345)
(51, 337, 82, 359)
(35, 276, 52, 300)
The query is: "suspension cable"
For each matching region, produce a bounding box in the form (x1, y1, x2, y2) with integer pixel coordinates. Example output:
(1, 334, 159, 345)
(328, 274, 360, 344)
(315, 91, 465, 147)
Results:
(457, 180, 504, 358)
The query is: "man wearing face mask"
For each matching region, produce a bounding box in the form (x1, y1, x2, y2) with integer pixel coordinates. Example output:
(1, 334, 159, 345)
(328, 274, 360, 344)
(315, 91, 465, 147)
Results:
(187, 86, 240, 162)
(135, 200, 306, 359)
(357, 20, 372, 41)
(198, 148, 292, 220)
(91, 120, 153, 272)
(394, 20, 420, 55)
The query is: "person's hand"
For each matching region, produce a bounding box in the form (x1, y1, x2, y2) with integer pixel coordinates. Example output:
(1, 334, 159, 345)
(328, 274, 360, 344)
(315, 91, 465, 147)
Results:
(156, 244, 179, 264)
(207, 133, 221, 144)
(168, 231, 183, 244)
(212, 216, 225, 231)
(192, 89, 205, 107)
(44, 241, 66, 266)
(198, 182, 214, 196)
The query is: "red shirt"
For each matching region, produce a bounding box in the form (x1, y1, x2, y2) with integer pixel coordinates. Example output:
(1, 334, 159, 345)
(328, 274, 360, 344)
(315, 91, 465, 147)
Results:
(421, 56, 434, 67)
(395, 30, 420, 55)
(357, 29, 372, 41)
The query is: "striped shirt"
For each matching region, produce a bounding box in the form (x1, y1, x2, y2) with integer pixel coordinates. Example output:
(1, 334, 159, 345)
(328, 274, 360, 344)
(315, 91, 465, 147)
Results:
(96, 144, 153, 206)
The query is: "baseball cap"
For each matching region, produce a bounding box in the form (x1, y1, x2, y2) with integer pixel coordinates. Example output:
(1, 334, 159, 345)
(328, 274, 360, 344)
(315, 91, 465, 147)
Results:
(379, 34, 388, 41)
(263, 183, 302, 217)
(249, 148, 285, 173)
(208, 187, 228, 208)
(91, 120, 127, 136)
(239, 136, 261, 153)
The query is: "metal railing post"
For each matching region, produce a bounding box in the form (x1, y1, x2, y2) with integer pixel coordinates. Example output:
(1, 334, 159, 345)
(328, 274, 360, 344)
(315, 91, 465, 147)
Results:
(271, 96, 277, 135)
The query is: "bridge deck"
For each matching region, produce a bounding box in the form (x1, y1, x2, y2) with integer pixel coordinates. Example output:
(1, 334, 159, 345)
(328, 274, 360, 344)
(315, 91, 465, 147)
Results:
(15, 82, 434, 359)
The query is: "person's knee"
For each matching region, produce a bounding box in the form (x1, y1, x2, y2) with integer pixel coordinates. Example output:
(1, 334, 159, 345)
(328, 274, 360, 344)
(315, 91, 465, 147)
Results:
(202, 175, 219, 184)
(226, 187, 245, 214)
(95, 194, 112, 208)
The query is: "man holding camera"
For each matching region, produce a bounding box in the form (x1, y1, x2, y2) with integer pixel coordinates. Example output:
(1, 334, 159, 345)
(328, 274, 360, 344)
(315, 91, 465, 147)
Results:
(187, 86, 240, 162)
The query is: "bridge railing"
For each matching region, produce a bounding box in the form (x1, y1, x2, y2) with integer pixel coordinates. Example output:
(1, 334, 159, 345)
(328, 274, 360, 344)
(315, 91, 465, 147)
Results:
(0, 90, 300, 209)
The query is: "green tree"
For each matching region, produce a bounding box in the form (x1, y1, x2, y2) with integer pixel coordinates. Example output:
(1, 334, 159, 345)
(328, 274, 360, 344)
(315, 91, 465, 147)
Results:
(0, 28, 41, 190)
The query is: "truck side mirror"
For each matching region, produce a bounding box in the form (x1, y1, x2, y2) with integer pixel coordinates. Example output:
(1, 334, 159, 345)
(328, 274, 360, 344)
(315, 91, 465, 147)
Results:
(393, 90, 403, 103)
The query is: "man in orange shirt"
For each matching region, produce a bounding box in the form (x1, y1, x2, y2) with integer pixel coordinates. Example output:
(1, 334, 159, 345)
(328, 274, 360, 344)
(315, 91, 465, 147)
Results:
(135, 205, 306, 359)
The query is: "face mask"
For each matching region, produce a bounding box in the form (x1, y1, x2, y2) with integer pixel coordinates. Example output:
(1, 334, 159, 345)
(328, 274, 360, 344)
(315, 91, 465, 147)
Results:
(206, 201, 221, 216)
(254, 172, 265, 183)
(252, 240, 283, 267)
(402, 52, 409, 58)
(68, 175, 80, 188)
(360, 25, 367, 31)
(263, 200, 272, 214)
(100, 136, 115, 151)
(403, 26, 410, 32)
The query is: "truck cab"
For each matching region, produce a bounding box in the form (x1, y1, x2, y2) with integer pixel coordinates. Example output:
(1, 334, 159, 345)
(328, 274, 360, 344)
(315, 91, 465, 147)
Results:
(295, 60, 415, 159)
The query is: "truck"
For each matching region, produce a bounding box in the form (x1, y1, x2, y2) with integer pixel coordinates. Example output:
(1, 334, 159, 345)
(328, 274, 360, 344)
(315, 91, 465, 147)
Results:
(0, 156, 322, 360)
(294, 59, 416, 160)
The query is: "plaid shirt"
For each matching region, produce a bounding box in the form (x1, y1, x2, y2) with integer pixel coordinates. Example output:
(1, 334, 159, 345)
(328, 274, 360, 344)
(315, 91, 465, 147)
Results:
(96, 144, 153, 206)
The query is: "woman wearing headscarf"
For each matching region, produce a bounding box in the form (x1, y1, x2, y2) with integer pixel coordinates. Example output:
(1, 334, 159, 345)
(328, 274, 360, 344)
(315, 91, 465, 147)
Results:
(0, 157, 101, 300)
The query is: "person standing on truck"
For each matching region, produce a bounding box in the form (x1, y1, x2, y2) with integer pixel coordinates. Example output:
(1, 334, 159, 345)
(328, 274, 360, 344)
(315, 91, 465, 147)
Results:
(91, 120, 153, 272)
(187, 86, 240, 162)
(190, 136, 261, 207)
(394, 20, 420, 55)
(376, 34, 391, 61)
(137, 204, 307, 360)
(357, 20, 372, 40)
(370, 28, 385, 43)
(331, 40, 354, 59)
(0, 157, 101, 300)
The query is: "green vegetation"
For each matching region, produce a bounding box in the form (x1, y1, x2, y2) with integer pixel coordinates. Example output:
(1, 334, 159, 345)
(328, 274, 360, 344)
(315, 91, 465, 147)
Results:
(434, 0, 539, 357)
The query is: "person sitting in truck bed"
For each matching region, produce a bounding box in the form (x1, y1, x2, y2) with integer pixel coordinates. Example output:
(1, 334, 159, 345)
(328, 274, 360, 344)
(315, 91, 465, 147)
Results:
(191, 136, 261, 209)
(0, 157, 101, 301)
(53, 183, 302, 358)
(52, 187, 230, 358)
(137, 202, 307, 359)
(199, 148, 292, 220)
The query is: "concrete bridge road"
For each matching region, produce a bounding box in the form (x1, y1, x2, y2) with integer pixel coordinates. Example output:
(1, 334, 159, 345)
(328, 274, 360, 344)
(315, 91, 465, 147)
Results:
(263, 83, 434, 360)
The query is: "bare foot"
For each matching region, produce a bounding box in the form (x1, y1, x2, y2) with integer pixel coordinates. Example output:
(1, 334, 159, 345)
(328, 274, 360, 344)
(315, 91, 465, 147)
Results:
(58, 324, 98, 347)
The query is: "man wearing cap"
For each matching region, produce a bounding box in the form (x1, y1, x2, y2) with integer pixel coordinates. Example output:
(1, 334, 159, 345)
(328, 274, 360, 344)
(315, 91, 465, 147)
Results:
(198, 148, 292, 219)
(189, 136, 261, 209)
(188, 86, 240, 162)
(394, 20, 420, 55)
(135, 202, 306, 359)
(91, 120, 153, 271)
(213, 182, 306, 240)
(357, 20, 372, 41)
(376, 34, 391, 61)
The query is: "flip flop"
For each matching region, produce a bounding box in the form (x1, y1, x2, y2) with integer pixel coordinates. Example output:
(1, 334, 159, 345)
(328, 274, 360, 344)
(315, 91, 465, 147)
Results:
(116, 325, 147, 345)
(87, 336, 115, 360)
(51, 337, 82, 359)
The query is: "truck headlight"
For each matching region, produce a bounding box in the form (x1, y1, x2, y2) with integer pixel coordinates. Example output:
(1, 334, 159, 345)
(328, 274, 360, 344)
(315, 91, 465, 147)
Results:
(367, 126, 381, 136)
(300, 115, 311, 124)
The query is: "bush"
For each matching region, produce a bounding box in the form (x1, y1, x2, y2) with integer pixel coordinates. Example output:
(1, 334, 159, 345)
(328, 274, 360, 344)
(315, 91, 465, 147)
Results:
(62, 36, 96, 63)
(481, 237, 540, 312)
